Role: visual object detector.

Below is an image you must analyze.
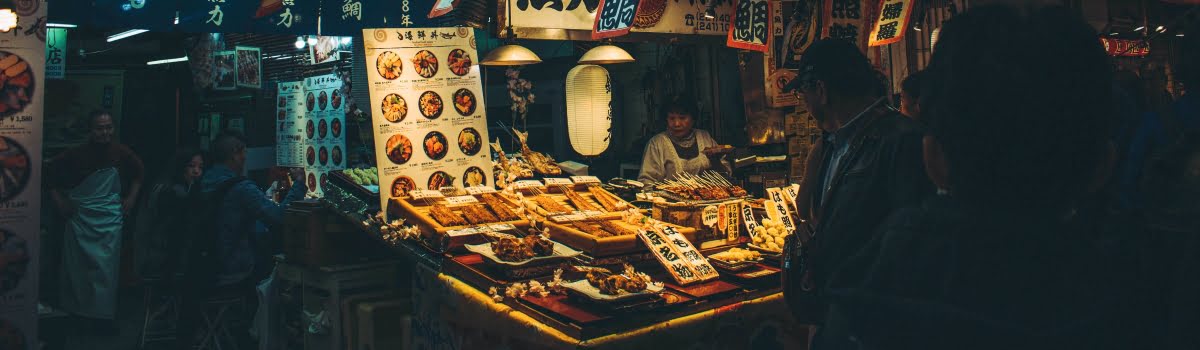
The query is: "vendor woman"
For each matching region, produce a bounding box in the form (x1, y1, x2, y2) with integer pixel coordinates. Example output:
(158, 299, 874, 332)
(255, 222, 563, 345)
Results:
(638, 100, 732, 183)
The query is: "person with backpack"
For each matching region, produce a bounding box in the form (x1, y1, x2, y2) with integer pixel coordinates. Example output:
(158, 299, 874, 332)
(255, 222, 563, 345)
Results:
(132, 148, 204, 280)
(177, 130, 305, 348)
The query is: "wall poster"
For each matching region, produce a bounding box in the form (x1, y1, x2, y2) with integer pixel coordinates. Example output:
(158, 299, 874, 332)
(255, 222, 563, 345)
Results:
(275, 81, 305, 167)
(235, 46, 262, 88)
(301, 74, 347, 197)
(362, 27, 492, 219)
(212, 50, 237, 90)
(0, 0, 47, 347)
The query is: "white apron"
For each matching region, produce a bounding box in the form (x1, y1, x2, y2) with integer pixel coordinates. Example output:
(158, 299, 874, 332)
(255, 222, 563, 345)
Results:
(59, 167, 123, 319)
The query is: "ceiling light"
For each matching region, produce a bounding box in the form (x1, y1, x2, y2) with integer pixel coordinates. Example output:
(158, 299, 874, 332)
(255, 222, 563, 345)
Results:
(47, 23, 77, 28)
(1156, 25, 1165, 33)
(578, 44, 635, 64)
(1179, 33, 1186, 37)
(107, 29, 148, 42)
(174, 12, 179, 24)
(480, 0, 541, 66)
(1110, 32, 1119, 36)
(306, 36, 317, 45)
(340, 36, 351, 45)
(913, 25, 922, 32)
(147, 56, 188, 65)
(0, 9, 16, 32)
(1134, 26, 1145, 31)
(295, 37, 305, 49)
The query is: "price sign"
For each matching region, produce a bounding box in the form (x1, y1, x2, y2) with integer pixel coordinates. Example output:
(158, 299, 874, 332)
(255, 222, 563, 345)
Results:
(551, 213, 587, 223)
(766, 188, 797, 235)
(639, 226, 719, 285)
(466, 186, 497, 195)
(724, 201, 741, 241)
(702, 205, 720, 227)
(445, 195, 479, 205)
(411, 189, 445, 200)
(513, 180, 544, 189)
(742, 204, 760, 236)
(571, 176, 601, 185)
(543, 178, 573, 186)
(489, 223, 518, 232)
(447, 227, 478, 237)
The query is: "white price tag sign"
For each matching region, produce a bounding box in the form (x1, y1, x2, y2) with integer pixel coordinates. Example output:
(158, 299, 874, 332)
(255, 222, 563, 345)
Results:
(513, 180, 544, 189)
(766, 188, 797, 235)
(551, 213, 586, 223)
(489, 223, 518, 232)
(571, 176, 601, 185)
(742, 205, 759, 236)
(702, 205, 720, 227)
(411, 190, 445, 200)
(445, 195, 479, 205)
(447, 227, 478, 237)
(543, 178, 573, 186)
(466, 186, 497, 195)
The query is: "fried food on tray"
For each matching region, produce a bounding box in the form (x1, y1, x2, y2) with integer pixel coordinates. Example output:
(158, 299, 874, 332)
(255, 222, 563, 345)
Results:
(479, 193, 520, 221)
(562, 188, 600, 212)
(513, 128, 563, 175)
(596, 220, 637, 237)
(532, 196, 571, 214)
(585, 266, 649, 295)
(459, 204, 499, 225)
(429, 203, 468, 226)
(489, 233, 555, 262)
(572, 222, 610, 237)
(709, 248, 762, 264)
(588, 186, 628, 212)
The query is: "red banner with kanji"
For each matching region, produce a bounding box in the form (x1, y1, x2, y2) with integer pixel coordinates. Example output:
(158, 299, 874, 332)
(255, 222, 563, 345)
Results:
(1100, 37, 1150, 57)
(868, 0, 913, 46)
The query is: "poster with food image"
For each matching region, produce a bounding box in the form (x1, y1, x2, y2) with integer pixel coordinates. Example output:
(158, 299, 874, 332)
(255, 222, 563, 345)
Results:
(0, 1, 46, 344)
(362, 27, 492, 219)
(308, 36, 341, 65)
(235, 46, 261, 89)
(213, 50, 237, 90)
(300, 73, 346, 198)
(275, 81, 305, 167)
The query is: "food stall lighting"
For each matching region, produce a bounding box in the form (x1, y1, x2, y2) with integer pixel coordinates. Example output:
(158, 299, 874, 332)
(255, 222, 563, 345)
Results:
(174, 12, 180, 24)
(1179, 33, 1186, 37)
(912, 24, 921, 32)
(340, 36, 351, 45)
(306, 36, 317, 45)
(146, 56, 189, 65)
(295, 37, 306, 49)
(1156, 25, 1165, 33)
(578, 43, 635, 64)
(0, 10, 17, 32)
(47, 23, 77, 28)
(1110, 32, 1119, 36)
(1134, 26, 1145, 32)
(107, 29, 148, 42)
(480, 0, 542, 65)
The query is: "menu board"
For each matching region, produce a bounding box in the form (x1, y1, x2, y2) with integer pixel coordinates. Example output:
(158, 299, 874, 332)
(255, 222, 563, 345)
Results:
(300, 74, 347, 197)
(362, 27, 492, 218)
(0, 0, 47, 346)
(275, 81, 305, 167)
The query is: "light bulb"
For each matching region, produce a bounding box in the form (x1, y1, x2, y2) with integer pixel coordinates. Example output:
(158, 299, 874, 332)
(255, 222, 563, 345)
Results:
(295, 37, 305, 49)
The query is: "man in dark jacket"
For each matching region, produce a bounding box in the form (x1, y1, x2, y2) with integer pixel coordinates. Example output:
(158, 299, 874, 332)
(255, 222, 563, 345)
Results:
(784, 38, 931, 323)
(818, 5, 1141, 349)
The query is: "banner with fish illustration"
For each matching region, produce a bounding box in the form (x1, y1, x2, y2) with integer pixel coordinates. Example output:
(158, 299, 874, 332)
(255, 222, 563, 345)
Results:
(362, 28, 492, 219)
(0, 0, 46, 348)
(300, 74, 347, 198)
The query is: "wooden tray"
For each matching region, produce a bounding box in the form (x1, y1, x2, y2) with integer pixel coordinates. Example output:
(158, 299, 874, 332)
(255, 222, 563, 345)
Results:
(545, 220, 698, 257)
(524, 191, 627, 219)
(388, 198, 530, 252)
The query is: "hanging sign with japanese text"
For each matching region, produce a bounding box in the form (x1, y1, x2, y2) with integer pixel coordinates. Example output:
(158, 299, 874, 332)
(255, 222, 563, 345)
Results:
(868, 0, 913, 46)
(823, 0, 872, 51)
(638, 226, 719, 284)
(252, 0, 319, 34)
(323, 0, 438, 35)
(591, 0, 640, 39)
(0, 0, 46, 346)
(726, 0, 771, 52)
(510, 0, 735, 38)
(178, 0, 258, 33)
(45, 28, 65, 79)
(1099, 37, 1150, 57)
(363, 28, 493, 219)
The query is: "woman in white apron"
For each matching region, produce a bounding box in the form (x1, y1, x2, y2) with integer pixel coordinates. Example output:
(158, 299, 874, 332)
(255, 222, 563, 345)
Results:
(638, 99, 733, 183)
(59, 167, 123, 321)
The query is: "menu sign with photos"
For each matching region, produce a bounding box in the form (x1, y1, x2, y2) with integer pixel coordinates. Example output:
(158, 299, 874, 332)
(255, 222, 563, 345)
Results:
(301, 74, 347, 197)
(275, 81, 305, 167)
(362, 27, 492, 219)
(0, 0, 47, 346)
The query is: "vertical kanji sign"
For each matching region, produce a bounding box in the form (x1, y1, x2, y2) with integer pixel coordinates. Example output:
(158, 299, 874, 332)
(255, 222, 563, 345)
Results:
(823, 0, 871, 51)
(591, 0, 640, 39)
(726, 0, 771, 52)
(45, 28, 65, 79)
(868, 0, 912, 46)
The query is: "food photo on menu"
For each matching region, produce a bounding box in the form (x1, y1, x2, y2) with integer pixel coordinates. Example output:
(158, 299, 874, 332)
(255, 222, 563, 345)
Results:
(0, 137, 30, 202)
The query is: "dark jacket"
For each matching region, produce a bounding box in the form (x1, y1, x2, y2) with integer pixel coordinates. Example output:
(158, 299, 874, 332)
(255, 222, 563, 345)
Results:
(201, 164, 305, 286)
(816, 196, 1142, 350)
(795, 107, 930, 295)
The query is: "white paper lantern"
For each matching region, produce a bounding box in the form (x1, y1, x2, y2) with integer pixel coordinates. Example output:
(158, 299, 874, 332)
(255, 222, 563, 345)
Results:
(565, 65, 613, 156)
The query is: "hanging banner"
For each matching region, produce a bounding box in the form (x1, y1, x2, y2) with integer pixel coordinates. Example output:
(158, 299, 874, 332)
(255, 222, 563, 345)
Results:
(823, 0, 872, 51)
(301, 73, 347, 197)
(177, 0, 259, 33)
(726, 0, 771, 52)
(1100, 37, 1150, 57)
(252, 0, 320, 34)
(322, 0, 438, 35)
(510, 0, 735, 38)
(428, 0, 459, 18)
(0, 0, 47, 348)
(362, 27, 492, 218)
(276, 81, 305, 167)
(591, 0, 640, 39)
(868, 0, 913, 46)
(45, 28, 66, 79)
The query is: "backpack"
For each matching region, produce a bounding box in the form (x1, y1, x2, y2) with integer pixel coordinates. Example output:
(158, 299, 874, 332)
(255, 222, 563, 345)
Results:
(177, 176, 247, 288)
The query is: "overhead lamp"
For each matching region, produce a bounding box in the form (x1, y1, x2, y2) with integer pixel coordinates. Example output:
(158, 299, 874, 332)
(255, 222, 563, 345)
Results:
(1110, 32, 1119, 36)
(47, 23, 77, 28)
(1134, 26, 1145, 32)
(294, 36, 305, 49)
(912, 24, 922, 32)
(1156, 25, 1166, 33)
(1179, 33, 1186, 37)
(480, 0, 541, 66)
(107, 29, 148, 42)
(578, 43, 634, 64)
(147, 56, 188, 65)
(0, 9, 15, 32)
(306, 36, 317, 45)
(340, 36, 351, 45)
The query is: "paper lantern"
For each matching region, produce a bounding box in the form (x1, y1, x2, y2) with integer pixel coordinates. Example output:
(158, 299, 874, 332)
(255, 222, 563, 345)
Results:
(565, 64, 613, 156)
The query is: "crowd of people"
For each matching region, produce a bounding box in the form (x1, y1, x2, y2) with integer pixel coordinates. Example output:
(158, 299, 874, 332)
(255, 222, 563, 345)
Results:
(783, 3, 1199, 349)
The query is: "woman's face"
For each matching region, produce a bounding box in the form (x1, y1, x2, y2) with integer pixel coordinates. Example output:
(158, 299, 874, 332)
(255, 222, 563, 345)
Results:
(184, 155, 203, 183)
(667, 112, 694, 138)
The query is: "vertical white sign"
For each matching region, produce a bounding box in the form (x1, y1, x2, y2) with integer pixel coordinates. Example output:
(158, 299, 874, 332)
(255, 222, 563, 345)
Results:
(362, 28, 492, 218)
(301, 74, 346, 198)
(0, 1, 47, 348)
(275, 81, 305, 167)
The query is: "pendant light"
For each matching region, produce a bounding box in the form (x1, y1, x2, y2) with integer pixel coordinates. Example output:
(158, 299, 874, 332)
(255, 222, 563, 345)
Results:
(481, 0, 542, 66)
(578, 41, 634, 65)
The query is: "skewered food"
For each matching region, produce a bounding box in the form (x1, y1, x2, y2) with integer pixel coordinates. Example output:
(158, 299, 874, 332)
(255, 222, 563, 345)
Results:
(572, 222, 610, 237)
(513, 128, 563, 175)
(447, 49, 472, 76)
(562, 188, 600, 211)
(412, 50, 439, 78)
(596, 220, 637, 237)
(587, 186, 628, 212)
(419, 91, 443, 119)
(429, 203, 468, 226)
(381, 93, 408, 123)
(385, 134, 413, 164)
(532, 196, 571, 214)
(375, 51, 403, 80)
(453, 88, 476, 116)
(655, 171, 749, 201)
(479, 193, 520, 221)
(459, 204, 499, 225)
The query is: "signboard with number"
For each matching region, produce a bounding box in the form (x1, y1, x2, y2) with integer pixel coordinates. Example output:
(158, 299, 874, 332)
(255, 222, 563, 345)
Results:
(868, 0, 913, 46)
(591, 0, 640, 39)
(325, 0, 437, 35)
(639, 226, 719, 284)
(726, 0, 771, 52)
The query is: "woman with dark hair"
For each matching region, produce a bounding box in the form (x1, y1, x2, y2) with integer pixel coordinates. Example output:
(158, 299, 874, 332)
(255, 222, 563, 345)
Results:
(637, 98, 732, 182)
(134, 148, 204, 279)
